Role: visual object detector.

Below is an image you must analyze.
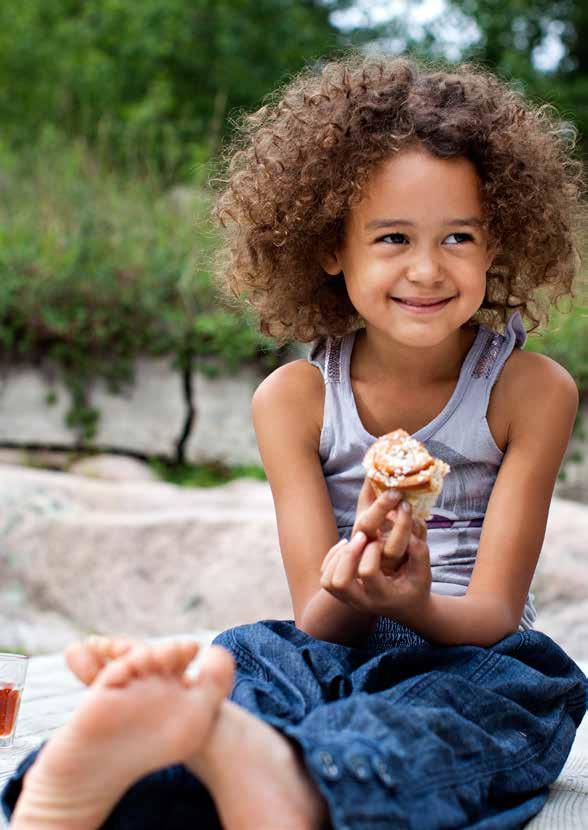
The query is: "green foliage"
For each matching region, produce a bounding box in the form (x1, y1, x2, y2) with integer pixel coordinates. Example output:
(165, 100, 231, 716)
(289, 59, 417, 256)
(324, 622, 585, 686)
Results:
(525, 299, 588, 440)
(0, 0, 355, 178)
(0, 132, 281, 444)
(444, 0, 588, 158)
(525, 301, 588, 392)
(150, 459, 267, 487)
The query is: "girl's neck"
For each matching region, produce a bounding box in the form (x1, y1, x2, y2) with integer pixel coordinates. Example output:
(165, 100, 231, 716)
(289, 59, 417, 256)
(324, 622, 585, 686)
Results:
(352, 324, 479, 388)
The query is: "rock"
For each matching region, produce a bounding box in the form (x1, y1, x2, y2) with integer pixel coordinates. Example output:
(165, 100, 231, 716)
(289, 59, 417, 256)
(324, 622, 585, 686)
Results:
(554, 402, 588, 503)
(0, 357, 264, 465)
(530, 496, 588, 606)
(0, 450, 28, 467)
(533, 601, 588, 663)
(183, 364, 263, 466)
(0, 464, 274, 515)
(7, 507, 291, 638)
(0, 608, 84, 656)
(68, 455, 158, 482)
(528, 496, 588, 659)
(0, 449, 72, 471)
(0, 465, 289, 650)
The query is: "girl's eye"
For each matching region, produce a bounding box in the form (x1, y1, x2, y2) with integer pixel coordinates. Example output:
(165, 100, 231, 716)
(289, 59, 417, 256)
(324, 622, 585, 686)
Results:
(445, 233, 474, 244)
(380, 233, 408, 245)
(378, 232, 474, 245)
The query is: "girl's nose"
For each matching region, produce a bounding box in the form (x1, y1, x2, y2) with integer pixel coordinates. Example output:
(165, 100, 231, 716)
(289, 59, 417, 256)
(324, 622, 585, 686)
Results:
(406, 251, 444, 283)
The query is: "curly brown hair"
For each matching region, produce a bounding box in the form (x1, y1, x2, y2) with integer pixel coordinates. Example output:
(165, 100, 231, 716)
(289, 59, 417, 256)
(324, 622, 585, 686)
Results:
(212, 52, 588, 343)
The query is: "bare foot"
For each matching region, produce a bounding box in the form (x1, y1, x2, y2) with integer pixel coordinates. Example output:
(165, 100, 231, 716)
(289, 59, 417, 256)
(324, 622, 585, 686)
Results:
(11, 641, 234, 829)
(64, 635, 330, 829)
(187, 700, 330, 830)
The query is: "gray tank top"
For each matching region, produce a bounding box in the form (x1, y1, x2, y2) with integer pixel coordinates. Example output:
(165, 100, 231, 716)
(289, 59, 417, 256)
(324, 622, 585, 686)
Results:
(307, 310, 537, 632)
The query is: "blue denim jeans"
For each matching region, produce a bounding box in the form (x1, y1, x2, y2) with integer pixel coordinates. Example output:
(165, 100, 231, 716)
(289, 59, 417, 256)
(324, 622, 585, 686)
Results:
(3, 617, 587, 829)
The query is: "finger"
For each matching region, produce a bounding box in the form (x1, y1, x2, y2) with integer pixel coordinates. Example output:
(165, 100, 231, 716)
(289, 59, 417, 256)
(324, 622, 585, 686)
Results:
(357, 539, 382, 579)
(321, 540, 349, 586)
(331, 531, 367, 589)
(383, 499, 412, 559)
(414, 518, 428, 541)
(356, 489, 403, 539)
(321, 556, 369, 612)
(356, 476, 378, 514)
(325, 576, 369, 613)
(320, 537, 349, 574)
(407, 531, 431, 569)
(381, 524, 424, 579)
(322, 532, 367, 590)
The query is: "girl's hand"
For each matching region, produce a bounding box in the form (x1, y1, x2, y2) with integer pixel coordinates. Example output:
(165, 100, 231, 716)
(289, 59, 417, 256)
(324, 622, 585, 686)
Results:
(319, 481, 432, 619)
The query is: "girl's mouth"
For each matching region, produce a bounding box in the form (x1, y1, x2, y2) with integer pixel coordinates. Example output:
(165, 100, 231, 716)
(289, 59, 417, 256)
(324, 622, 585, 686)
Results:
(391, 297, 453, 314)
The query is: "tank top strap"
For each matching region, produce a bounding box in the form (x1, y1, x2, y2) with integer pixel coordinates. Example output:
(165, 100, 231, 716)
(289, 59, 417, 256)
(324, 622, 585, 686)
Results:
(472, 309, 527, 418)
(307, 334, 351, 384)
(307, 333, 357, 461)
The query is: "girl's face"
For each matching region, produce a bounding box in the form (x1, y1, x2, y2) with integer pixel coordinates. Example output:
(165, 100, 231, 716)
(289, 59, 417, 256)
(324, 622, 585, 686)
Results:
(322, 146, 496, 347)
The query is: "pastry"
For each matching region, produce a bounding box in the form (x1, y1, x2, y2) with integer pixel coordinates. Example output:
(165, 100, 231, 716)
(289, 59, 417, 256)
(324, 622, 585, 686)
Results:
(362, 428, 450, 521)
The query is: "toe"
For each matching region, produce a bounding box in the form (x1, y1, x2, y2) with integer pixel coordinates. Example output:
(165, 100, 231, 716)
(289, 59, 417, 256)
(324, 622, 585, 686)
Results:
(86, 635, 114, 660)
(126, 646, 161, 678)
(177, 641, 200, 675)
(111, 636, 138, 659)
(86, 635, 139, 663)
(153, 641, 199, 676)
(93, 657, 132, 688)
(188, 645, 235, 699)
(96, 646, 157, 688)
(65, 636, 140, 686)
(65, 642, 103, 686)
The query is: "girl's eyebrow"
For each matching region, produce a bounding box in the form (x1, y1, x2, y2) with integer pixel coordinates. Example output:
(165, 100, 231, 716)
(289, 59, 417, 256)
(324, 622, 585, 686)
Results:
(365, 217, 484, 230)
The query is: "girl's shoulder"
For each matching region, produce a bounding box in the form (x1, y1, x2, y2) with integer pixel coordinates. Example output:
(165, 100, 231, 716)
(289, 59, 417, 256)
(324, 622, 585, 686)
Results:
(252, 358, 325, 452)
(500, 346, 577, 399)
(496, 347, 579, 446)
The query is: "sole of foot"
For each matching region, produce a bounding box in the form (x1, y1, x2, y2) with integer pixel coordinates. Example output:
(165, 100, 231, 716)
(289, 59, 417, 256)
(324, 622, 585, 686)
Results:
(12, 641, 235, 830)
(187, 700, 330, 830)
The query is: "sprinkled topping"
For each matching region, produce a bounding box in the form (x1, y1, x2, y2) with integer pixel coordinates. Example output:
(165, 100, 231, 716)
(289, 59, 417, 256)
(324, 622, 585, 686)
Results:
(363, 428, 436, 489)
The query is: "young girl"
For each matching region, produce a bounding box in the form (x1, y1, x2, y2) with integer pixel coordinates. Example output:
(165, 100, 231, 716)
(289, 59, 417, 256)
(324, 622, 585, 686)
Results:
(4, 53, 588, 830)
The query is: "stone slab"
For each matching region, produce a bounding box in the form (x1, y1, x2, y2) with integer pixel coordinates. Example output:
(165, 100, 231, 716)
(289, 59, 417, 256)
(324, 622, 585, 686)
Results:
(0, 359, 266, 465)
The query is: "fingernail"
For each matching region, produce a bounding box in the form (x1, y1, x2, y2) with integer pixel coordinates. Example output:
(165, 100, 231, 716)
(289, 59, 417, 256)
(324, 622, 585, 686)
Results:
(351, 531, 366, 544)
(401, 500, 411, 512)
(384, 490, 401, 503)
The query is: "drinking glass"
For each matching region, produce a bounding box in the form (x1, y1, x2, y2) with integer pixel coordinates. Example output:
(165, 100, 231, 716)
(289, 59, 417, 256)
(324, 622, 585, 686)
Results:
(0, 653, 28, 748)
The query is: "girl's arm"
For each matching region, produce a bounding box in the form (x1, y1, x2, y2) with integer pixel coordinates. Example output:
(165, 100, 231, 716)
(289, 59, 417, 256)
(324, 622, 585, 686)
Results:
(252, 359, 378, 647)
(455, 350, 579, 642)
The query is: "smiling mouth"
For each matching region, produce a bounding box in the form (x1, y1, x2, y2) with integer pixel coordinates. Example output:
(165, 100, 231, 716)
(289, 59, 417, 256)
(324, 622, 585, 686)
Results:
(390, 297, 454, 311)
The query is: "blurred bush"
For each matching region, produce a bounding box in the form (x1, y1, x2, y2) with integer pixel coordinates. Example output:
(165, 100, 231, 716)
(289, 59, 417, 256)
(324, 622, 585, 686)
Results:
(0, 0, 352, 180)
(526, 300, 588, 401)
(0, 130, 283, 443)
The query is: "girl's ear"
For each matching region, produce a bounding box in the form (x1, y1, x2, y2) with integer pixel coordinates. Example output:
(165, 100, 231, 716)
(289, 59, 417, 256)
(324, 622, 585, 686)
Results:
(321, 250, 344, 276)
